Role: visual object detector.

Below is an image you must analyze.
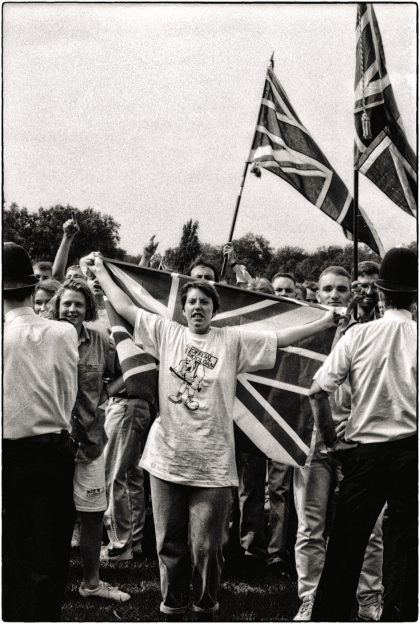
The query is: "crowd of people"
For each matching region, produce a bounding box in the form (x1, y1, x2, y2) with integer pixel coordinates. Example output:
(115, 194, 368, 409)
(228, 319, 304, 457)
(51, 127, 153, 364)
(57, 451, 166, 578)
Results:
(3, 217, 417, 623)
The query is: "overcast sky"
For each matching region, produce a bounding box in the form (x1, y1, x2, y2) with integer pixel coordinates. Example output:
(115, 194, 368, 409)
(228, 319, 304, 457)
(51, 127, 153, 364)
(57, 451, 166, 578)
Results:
(4, 2, 417, 257)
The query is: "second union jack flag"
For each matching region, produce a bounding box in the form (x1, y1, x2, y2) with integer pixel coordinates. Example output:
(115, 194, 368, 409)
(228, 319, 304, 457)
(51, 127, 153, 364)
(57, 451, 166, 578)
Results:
(103, 258, 336, 467)
(354, 3, 417, 217)
(249, 66, 383, 256)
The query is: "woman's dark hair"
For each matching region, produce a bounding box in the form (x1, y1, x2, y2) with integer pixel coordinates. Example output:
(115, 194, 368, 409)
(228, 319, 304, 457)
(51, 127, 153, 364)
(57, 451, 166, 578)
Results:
(181, 280, 221, 313)
(49, 278, 98, 322)
(34, 279, 62, 300)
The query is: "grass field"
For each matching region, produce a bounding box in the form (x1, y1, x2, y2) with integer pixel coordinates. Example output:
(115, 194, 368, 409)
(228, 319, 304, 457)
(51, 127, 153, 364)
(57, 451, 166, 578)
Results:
(63, 552, 300, 622)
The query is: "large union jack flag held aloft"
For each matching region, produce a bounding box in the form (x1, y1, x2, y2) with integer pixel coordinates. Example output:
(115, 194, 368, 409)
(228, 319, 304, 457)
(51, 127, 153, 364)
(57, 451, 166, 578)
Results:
(103, 258, 336, 468)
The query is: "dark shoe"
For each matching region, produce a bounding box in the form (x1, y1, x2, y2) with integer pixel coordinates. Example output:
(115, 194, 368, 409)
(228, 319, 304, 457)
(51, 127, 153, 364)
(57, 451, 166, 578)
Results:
(194, 612, 214, 622)
(266, 561, 292, 582)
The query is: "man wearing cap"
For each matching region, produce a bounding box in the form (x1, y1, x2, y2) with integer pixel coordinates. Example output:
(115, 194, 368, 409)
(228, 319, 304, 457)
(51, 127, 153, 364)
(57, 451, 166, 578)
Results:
(308, 247, 417, 621)
(3, 242, 79, 621)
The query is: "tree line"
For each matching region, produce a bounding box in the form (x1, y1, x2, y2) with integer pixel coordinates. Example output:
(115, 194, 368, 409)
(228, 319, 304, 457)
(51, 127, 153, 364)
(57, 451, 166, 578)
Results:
(5, 203, 412, 283)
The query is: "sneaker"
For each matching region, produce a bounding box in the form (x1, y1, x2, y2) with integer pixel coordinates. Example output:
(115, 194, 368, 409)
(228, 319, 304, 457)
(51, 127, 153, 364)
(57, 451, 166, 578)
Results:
(294, 598, 314, 621)
(100, 545, 133, 562)
(79, 580, 131, 602)
(358, 602, 383, 621)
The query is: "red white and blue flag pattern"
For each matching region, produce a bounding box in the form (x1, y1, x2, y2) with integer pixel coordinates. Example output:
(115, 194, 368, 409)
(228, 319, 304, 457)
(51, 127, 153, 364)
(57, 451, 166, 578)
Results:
(249, 66, 384, 256)
(354, 4, 417, 217)
(103, 258, 336, 467)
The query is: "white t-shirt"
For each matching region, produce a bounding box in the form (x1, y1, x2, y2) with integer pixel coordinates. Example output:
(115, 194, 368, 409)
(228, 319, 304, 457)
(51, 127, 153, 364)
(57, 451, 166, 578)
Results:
(134, 309, 277, 487)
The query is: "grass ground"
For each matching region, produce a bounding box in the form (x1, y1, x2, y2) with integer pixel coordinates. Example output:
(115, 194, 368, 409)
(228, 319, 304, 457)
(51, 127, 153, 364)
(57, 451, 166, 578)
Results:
(63, 552, 300, 622)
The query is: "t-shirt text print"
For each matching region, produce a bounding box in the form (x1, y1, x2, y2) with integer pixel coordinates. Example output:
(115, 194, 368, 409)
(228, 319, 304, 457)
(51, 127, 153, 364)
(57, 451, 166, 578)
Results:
(169, 344, 219, 411)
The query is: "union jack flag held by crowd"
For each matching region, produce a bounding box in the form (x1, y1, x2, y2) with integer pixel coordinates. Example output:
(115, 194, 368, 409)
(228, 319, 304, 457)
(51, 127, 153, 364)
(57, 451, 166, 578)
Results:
(103, 258, 336, 468)
(354, 3, 417, 217)
(249, 65, 383, 256)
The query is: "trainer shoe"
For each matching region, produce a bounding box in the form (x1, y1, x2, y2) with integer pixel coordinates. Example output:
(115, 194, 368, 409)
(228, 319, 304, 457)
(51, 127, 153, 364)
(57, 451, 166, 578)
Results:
(358, 602, 383, 621)
(100, 545, 133, 562)
(79, 580, 131, 602)
(294, 597, 314, 621)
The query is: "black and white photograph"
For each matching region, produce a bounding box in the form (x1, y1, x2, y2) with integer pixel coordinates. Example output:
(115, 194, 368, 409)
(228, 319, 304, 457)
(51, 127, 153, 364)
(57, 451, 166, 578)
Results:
(3, 1, 417, 621)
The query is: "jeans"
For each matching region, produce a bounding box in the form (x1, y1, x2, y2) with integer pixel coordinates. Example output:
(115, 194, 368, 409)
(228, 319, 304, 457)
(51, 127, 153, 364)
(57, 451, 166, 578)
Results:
(312, 436, 417, 622)
(294, 456, 384, 604)
(237, 453, 293, 565)
(237, 452, 266, 559)
(3, 440, 75, 621)
(150, 475, 233, 615)
(267, 460, 293, 565)
(104, 398, 150, 553)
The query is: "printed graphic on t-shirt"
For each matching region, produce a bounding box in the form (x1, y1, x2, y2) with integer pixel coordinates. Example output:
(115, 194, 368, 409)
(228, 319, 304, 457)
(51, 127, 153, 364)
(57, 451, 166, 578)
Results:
(169, 344, 218, 411)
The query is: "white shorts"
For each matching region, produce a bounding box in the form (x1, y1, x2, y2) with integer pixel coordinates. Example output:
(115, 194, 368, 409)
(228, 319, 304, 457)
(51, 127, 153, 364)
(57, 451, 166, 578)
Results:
(73, 453, 107, 512)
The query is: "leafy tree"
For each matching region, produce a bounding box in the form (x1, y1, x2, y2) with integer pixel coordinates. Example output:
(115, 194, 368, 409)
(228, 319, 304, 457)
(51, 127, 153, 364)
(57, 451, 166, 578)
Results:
(268, 246, 307, 280)
(3, 203, 125, 263)
(232, 233, 274, 279)
(166, 219, 202, 275)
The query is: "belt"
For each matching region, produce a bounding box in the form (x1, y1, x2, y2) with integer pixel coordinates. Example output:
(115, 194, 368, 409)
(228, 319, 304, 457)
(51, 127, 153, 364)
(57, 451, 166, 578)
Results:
(343, 434, 417, 456)
(3, 430, 69, 446)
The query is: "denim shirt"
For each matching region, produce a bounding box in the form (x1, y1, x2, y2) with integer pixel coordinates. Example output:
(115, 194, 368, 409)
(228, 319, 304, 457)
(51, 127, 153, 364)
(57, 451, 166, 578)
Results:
(72, 324, 114, 462)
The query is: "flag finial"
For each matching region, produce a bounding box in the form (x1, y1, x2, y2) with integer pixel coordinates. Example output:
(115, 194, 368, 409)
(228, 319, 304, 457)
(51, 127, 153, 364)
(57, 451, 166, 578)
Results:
(270, 52, 274, 69)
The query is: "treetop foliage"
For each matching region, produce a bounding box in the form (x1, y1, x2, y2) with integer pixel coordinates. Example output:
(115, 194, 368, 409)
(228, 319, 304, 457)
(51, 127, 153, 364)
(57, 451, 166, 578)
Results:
(4, 204, 411, 282)
(4, 203, 125, 264)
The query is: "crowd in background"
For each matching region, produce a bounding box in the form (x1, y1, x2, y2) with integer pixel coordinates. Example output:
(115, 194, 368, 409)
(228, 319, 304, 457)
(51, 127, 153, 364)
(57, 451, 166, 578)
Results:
(3, 216, 417, 622)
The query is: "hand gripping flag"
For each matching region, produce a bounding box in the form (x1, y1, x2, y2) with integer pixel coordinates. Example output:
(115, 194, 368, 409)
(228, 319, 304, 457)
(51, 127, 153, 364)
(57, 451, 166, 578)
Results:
(103, 258, 336, 467)
(354, 4, 417, 217)
(249, 66, 383, 256)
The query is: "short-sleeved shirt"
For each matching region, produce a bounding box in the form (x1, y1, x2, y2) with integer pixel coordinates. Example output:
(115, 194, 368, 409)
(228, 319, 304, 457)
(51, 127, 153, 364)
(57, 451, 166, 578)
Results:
(134, 309, 277, 487)
(4, 307, 78, 439)
(72, 323, 113, 462)
(315, 308, 416, 444)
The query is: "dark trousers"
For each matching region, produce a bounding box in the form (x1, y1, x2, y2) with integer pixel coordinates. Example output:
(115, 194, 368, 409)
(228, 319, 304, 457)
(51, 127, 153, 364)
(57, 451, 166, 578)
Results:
(2, 441, 76, 621)
(312, 436, 417, 622)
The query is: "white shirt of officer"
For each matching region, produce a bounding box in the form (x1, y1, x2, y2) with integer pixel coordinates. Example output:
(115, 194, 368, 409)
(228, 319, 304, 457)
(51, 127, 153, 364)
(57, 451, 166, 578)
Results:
(315, 308, 416, 444)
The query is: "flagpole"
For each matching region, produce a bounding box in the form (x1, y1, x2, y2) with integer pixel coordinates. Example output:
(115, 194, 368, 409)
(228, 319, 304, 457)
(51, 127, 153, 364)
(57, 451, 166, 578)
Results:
(353, 167, 359, 290)
(220, 161, 250, 277)
(220, 53, 275, 278)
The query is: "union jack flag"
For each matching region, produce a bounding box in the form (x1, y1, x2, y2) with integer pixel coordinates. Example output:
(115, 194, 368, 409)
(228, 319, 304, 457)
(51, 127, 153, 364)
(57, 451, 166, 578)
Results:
(103, 258, 336, 467)
(249, 66, 384, 256)
(354, 4, 417, 217)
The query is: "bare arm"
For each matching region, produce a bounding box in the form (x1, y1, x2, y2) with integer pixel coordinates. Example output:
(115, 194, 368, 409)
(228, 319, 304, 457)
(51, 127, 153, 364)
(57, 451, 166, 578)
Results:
(84, 253, 138, 326)
(275, 310, 336, 347)
(52, 216, 80, 281)
(223, 242, 254, 286)
(139, 235, 159, 267)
